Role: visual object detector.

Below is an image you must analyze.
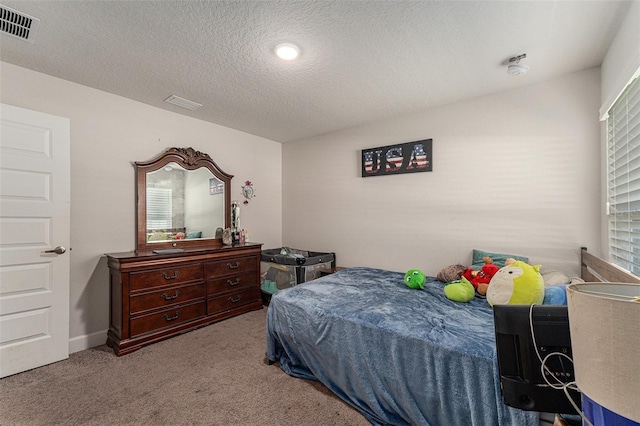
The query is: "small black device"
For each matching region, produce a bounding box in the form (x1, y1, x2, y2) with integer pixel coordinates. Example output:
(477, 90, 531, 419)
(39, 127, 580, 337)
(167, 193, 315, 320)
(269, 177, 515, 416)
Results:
(493, 304, 581, 414)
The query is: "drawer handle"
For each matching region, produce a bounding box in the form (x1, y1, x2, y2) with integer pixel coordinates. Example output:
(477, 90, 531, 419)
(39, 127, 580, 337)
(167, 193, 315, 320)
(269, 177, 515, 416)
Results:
(227, 262, 240, 269)
(160, 290, 181, 300)
(227, 278, 241, 286)
(161, 271, 180, 280)
(229, 295, 241, 303)
(162, 311, 181, 321)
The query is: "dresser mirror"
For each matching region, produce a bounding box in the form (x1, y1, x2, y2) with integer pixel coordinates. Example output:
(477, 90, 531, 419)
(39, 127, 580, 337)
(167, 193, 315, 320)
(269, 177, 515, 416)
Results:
(135, 147, 232, 252)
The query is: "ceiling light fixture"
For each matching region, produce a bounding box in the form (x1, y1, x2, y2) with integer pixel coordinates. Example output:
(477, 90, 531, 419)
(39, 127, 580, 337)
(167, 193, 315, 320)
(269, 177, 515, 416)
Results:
(507, 53, 529, 76)
(275, 43, 300, 60)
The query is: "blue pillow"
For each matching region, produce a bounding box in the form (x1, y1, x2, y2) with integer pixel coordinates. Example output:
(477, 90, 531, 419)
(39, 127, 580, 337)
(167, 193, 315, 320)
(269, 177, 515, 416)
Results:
(186, 231, 202, 239)
(542, 285, 567, 305)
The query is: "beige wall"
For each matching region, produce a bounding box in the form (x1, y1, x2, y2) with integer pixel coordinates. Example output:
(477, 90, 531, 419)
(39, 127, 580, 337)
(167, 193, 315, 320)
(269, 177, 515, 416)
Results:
(600, 0, 640, 118)
(599, 0, 640, 257)
(283, 68, 602, 276)
(0, 59, 612, 351)
(0, 62, 282, 352)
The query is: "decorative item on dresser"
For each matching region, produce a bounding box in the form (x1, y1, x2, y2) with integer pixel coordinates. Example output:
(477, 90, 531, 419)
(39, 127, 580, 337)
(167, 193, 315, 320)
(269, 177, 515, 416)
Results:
(105, 147, 262, 356)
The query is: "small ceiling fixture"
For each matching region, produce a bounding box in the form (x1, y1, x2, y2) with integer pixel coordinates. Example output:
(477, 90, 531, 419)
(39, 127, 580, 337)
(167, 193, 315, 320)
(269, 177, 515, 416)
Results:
(164, 95, 202, 110)
(507, 53, 529, 76)
(275, 43, 300, 60)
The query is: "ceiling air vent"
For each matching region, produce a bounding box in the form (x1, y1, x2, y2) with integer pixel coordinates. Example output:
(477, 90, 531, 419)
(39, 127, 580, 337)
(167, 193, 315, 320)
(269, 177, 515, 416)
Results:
(0, 4, 40, 43)
(164, 95, 203, 111)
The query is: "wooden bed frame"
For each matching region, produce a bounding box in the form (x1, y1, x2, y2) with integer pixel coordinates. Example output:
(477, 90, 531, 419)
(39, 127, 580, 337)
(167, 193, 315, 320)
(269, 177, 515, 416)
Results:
(580, 247, 640, 284)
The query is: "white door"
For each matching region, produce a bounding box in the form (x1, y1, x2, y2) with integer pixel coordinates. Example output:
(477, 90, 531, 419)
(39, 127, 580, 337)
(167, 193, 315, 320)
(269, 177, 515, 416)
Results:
(0, 104, 70, 378)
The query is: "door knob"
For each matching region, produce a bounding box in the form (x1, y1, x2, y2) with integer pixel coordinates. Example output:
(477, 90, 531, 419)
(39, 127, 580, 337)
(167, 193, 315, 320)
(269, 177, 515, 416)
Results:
(44, 246, 66, 255)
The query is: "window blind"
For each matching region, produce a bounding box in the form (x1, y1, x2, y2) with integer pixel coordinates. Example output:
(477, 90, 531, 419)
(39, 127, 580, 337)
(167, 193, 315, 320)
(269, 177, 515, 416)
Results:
(147, 187, 172, 230)
(608, 75, 640, 275)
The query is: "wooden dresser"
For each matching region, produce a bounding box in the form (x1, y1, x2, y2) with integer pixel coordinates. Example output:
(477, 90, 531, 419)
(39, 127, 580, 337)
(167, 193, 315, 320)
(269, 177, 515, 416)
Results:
(106, 243, 262, 355)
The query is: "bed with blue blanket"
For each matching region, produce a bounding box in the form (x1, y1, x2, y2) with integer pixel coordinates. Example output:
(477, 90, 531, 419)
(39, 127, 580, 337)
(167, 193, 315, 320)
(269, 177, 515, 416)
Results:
(266, 267, 540, 426)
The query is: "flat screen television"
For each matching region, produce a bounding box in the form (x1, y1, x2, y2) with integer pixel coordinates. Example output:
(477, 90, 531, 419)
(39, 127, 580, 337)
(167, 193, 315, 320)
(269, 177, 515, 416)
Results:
(493, 304, 581, 415)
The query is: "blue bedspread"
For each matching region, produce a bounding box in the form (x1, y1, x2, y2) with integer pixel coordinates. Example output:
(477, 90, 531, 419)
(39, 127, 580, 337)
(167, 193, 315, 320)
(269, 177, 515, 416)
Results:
(266, 267, 539, 426)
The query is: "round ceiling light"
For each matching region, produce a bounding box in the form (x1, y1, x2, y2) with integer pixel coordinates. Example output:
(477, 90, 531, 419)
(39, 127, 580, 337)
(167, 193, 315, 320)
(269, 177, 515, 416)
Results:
(275, 43, 300, 60)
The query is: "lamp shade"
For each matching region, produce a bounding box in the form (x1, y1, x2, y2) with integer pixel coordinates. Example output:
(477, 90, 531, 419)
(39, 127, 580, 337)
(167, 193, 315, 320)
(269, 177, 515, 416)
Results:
(567, 283, 640, 424)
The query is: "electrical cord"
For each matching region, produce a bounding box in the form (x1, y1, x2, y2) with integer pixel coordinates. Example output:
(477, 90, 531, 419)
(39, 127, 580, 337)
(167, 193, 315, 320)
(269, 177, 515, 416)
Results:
(528, 304, 594, 426)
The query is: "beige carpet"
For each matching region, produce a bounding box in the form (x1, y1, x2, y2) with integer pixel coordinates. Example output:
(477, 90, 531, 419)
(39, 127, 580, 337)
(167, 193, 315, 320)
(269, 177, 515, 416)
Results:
(0, 308, 370, 426)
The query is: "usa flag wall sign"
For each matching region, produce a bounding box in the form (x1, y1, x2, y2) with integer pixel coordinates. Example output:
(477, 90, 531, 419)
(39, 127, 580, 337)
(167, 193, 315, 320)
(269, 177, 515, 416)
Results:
(361, 139, 432, 177)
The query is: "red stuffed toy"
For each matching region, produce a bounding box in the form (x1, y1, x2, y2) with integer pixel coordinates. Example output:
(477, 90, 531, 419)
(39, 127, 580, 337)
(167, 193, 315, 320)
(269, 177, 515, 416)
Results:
(462, 256, 500, 296)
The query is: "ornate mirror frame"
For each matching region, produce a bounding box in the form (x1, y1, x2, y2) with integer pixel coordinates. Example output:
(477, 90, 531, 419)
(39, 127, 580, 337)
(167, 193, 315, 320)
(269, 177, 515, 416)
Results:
(135, 147, 233, 252)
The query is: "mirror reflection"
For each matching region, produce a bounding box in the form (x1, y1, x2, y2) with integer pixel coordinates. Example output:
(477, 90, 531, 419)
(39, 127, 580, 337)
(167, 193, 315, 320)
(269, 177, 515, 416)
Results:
(146, 162, 225, 243)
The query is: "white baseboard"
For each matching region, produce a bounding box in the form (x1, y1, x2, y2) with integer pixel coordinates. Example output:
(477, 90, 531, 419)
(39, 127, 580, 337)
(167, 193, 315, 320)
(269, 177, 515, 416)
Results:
(68, 329, 107, 354)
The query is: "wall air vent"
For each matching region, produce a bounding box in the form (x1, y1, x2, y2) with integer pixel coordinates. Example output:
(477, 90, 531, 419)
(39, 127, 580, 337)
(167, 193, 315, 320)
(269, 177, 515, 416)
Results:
(164, 95, 203, 111)
(0, 4, 39, 43)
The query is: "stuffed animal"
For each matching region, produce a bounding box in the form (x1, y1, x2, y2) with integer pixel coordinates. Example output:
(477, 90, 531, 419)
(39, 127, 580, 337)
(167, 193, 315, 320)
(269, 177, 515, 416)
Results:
(462, 256, 500, 296)
(444, 277, 475, 302)
(436, 264, 467, 283)
(405, 269, 426, 289)
(486, 260, 545, 306)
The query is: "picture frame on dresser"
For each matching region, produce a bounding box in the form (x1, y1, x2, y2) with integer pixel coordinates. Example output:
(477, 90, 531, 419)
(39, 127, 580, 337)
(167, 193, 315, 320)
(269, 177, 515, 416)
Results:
(105, 147, 262, 356)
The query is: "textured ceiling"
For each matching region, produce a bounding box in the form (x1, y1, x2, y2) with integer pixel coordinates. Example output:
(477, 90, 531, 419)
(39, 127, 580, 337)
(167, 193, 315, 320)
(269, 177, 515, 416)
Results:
(0, 1, 631, 143)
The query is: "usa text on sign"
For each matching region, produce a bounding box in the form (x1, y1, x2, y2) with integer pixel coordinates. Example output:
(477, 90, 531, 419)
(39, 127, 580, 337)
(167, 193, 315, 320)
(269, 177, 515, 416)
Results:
(362, 139, 432, 177)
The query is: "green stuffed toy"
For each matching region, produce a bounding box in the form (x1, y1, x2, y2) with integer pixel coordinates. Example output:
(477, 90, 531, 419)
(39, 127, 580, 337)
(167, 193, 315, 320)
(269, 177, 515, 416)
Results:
(404, 269, 426, 289)
(444, 276, 475, 302)
(486, 260, 545, 306)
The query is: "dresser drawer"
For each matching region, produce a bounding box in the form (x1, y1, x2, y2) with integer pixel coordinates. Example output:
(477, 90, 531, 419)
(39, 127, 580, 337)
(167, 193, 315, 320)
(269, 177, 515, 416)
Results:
(207, 287, 260, 315)
(207, 271, 257, 295)
(206, 256, 256, 277)
(130, 282, 205, 315)
(129, 301, 206, 337)
(130, 263, 203, 291)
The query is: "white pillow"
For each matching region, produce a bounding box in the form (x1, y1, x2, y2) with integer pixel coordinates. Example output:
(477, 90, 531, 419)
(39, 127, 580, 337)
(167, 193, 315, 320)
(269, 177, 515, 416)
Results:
(541, 269, 571, 286)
